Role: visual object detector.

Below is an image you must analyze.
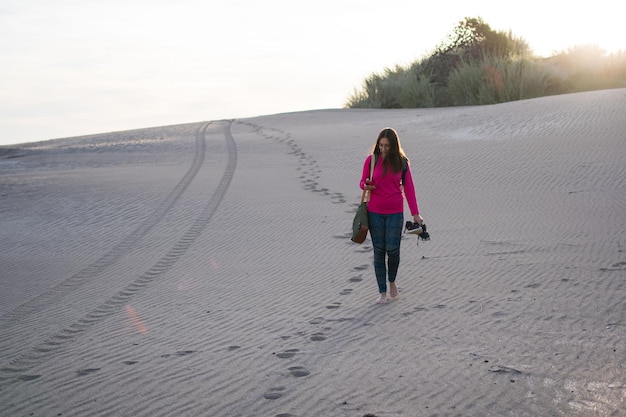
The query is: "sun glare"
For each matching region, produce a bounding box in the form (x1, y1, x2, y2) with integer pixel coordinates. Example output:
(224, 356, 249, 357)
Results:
(476, 4, 624, 57)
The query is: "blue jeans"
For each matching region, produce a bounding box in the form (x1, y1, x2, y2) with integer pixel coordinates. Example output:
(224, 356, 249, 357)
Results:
(368, 212, 403, 293)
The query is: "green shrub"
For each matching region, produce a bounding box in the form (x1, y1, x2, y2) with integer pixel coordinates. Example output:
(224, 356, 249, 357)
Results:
(448, 56, 564, 105)
(345, 17, 626, 110)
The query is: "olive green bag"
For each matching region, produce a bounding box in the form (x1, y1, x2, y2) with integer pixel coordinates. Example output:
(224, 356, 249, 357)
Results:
(351, 155, 376, 243)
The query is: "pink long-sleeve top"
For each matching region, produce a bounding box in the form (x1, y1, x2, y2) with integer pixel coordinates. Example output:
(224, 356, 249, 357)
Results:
(360, 154, 419, 215)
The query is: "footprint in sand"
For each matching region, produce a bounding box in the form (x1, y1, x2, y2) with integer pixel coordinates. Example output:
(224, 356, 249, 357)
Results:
(17, 374, 41, 381)
(414, 306, 427, 312)
(326, 302, 341, 309)
(339, 288, 353, 295)
(310, 333, 326, 341)
(161, 350, 196, 358)
(76, 368, 100, 377)
(288, 366, 310, 377)
(349, 276, 363, 282)
(263, 386, 286, 400)
(600, 261, 626, 271)
(275, 349, 299, 359)
(331, 192, 346, 203)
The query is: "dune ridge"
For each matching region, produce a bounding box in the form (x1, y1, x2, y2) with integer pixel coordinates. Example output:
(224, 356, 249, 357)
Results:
(1, 89, 625, 416)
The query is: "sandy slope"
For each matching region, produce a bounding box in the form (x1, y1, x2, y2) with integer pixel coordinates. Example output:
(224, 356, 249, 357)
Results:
(0, 89, 625, 417)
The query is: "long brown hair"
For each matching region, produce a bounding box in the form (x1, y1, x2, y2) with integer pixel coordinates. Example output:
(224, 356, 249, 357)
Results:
(370, 127, 409, 174)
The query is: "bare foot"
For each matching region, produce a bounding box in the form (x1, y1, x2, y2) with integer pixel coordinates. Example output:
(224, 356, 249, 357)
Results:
(376, 294, 388, 304)
(389, 282, 398, 298)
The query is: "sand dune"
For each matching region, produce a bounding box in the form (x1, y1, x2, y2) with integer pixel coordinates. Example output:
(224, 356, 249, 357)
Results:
(1, 89, 625, 416)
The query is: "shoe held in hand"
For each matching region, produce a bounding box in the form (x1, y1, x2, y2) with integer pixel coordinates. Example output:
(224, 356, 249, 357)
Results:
(405, 221, 430, 240)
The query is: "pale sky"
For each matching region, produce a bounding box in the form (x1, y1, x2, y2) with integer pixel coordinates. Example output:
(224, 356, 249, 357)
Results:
(1, 0, 623, 146)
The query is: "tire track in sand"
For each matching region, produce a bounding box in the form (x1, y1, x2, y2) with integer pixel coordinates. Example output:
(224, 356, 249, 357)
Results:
(0, 123, 210, 327)
(0, 121, 237, 385)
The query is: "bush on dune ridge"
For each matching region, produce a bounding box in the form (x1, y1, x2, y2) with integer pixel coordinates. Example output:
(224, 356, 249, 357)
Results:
(346, 17, 626, 108)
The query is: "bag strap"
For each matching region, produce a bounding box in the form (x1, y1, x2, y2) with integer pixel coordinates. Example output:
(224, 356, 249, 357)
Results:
(401, 157, 407, 185)
(360, 154, 377, 204)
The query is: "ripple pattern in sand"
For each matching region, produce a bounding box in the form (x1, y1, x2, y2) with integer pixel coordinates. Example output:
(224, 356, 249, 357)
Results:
(0, 121, 237, 387)
(0, 91, 624, 417)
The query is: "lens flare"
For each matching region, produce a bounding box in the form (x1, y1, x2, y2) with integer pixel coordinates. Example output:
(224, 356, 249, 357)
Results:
(126, 306, 147, 334)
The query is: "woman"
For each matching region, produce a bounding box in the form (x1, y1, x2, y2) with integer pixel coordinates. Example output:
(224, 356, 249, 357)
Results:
(360, 127, 423, 304)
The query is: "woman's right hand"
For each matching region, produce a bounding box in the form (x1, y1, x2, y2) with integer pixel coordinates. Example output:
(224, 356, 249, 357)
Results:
(364, 180, 376, 191)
